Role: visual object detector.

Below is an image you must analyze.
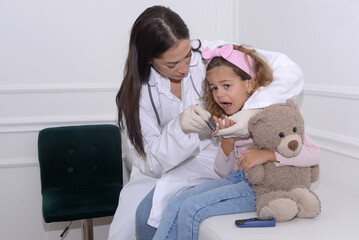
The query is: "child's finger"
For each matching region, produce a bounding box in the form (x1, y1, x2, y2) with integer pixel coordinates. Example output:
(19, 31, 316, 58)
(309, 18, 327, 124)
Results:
(224, 116, 231, 127)
(218, 118, 225, 129)
(237, 155, 245, 168)
(212, 116, 219, 124)
(229, 118, 234, 126)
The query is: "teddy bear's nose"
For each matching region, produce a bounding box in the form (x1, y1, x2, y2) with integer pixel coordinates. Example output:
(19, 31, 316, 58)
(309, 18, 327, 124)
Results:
(288, 140, 299, 151)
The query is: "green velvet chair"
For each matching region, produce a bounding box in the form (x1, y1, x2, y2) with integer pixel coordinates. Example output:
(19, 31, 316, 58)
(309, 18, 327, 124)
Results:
(38, 124, 123, 240)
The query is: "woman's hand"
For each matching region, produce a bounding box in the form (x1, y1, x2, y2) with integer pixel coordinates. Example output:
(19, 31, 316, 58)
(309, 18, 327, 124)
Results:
(215, 109, 262, 138)
(178, 105, 211, 133)
(238, 149, 278, 172)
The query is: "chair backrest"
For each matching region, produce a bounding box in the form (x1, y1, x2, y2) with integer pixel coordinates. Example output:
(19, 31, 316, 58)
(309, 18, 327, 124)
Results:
(38, 124, 123, 193)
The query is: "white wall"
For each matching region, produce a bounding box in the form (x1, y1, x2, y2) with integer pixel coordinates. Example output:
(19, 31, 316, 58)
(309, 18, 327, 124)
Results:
(0, 0, 236, 239)
(1, 0, 358, 239)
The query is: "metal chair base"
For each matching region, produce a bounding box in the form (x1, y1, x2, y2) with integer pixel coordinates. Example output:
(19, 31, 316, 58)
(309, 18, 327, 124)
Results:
(81, 219, 94, 240)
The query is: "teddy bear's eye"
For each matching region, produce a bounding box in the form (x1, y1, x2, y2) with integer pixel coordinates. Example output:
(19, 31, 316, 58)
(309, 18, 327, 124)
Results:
(279, 132, 285, 138)
(293, 127, 297, 133)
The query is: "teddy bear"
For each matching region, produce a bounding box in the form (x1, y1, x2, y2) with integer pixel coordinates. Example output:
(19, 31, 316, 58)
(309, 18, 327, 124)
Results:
(245, 99, 321, 222)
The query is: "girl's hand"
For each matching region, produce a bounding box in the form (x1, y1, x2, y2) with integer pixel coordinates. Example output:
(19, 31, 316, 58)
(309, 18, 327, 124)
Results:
(238, 149, 278, 172)
(212, 115, 234, 134)
(213, 116, 235, 157)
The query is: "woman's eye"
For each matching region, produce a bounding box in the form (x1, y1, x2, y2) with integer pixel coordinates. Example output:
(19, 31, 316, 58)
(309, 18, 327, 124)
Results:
(224, 84, 230, 88)
(167, 65, 176, 69)
(211, 87, 217, 91)
(279, 132, 285, 138)
(293, 127, 297, 133)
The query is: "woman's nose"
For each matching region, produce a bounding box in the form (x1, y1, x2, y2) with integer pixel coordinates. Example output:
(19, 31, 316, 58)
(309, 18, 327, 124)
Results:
(177, 61, 189, 74)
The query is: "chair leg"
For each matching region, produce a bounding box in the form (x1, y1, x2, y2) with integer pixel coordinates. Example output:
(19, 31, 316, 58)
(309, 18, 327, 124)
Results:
(81, 219, 94, 240)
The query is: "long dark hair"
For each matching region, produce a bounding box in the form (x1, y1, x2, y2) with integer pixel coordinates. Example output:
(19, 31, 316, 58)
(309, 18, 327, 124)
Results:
(116, 6, 190, 157)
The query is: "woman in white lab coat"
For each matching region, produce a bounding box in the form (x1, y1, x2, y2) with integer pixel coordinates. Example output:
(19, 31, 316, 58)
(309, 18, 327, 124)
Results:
(108, 5, 303, 240)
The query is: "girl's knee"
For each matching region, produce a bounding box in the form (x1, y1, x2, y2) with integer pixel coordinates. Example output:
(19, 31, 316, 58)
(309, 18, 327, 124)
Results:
(177, 197, 201, 220)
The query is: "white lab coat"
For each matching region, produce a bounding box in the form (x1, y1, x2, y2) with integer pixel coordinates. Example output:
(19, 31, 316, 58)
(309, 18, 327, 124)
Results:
(108, 40, 304, 240)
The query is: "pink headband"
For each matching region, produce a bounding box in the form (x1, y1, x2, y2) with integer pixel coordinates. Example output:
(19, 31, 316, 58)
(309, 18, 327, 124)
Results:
(202, 44, 254, 78)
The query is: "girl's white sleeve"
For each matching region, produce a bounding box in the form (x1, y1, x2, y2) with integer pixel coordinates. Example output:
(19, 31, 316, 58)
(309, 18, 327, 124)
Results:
(136, 101, 202, 178)
(243, 49, 304, 110)
(214, 146, 236, 178)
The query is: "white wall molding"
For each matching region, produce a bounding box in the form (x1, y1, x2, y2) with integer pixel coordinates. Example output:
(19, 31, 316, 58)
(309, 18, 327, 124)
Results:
(303, 84, 359, 100)
(0, 155, 127, 169)
(0, 157, 39, 168)
(0, 115, 117, 133)
(307, 127, 359, 160)
(0, 83, 120, 94)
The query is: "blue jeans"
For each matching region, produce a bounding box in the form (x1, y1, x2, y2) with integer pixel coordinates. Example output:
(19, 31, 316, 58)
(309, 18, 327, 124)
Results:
(153, 171, 255, 240)
(136, 187, 157, 240)
(136, 171, 255, 240)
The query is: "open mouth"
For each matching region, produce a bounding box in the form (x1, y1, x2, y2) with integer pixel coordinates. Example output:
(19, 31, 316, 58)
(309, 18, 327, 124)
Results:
(221, 102, 232, 110)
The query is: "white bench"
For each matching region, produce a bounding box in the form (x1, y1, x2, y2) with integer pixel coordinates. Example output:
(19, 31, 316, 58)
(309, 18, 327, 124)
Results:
(122, 148, 359, 240)
(198, 156, 359, 240)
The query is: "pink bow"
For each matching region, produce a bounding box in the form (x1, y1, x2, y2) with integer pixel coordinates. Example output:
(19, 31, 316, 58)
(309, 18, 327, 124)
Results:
(201, 44, 254, 78)
(202, 44, 234, 61)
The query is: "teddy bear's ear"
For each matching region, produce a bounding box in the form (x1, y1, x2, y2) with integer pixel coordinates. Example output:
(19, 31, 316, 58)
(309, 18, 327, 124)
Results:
(286, 99, 301, 112)
(286, 98, 302, 114)
(248, 112, 266, 133)
(286, 99, 295, 107)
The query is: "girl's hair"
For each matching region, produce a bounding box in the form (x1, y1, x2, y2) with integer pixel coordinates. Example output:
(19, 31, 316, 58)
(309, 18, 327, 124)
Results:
(116, 6, 189, 157)
(203, 45, 273, 118)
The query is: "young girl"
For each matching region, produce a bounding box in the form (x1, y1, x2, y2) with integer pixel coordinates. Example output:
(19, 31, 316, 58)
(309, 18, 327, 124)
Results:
(150, 44, 320, 240)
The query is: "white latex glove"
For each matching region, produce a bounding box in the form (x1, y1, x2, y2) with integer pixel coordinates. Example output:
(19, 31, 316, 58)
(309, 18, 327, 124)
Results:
(216, 109, 262, 138)
(178, 105, 211, 133)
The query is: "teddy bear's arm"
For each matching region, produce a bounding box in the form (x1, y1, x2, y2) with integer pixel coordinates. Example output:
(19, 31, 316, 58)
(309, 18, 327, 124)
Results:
(245, 165, 265, 184)
(311, 165, 320, 183)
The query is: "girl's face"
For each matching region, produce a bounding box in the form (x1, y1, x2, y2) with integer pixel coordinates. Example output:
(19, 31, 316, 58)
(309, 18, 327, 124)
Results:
(151, 38, 192, 81)
(207, 66, 253, 115)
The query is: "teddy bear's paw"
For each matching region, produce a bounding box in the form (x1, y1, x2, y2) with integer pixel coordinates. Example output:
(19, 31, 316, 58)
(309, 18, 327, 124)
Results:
(290, 188, 321, 218)
(259, 198, 298, 222)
